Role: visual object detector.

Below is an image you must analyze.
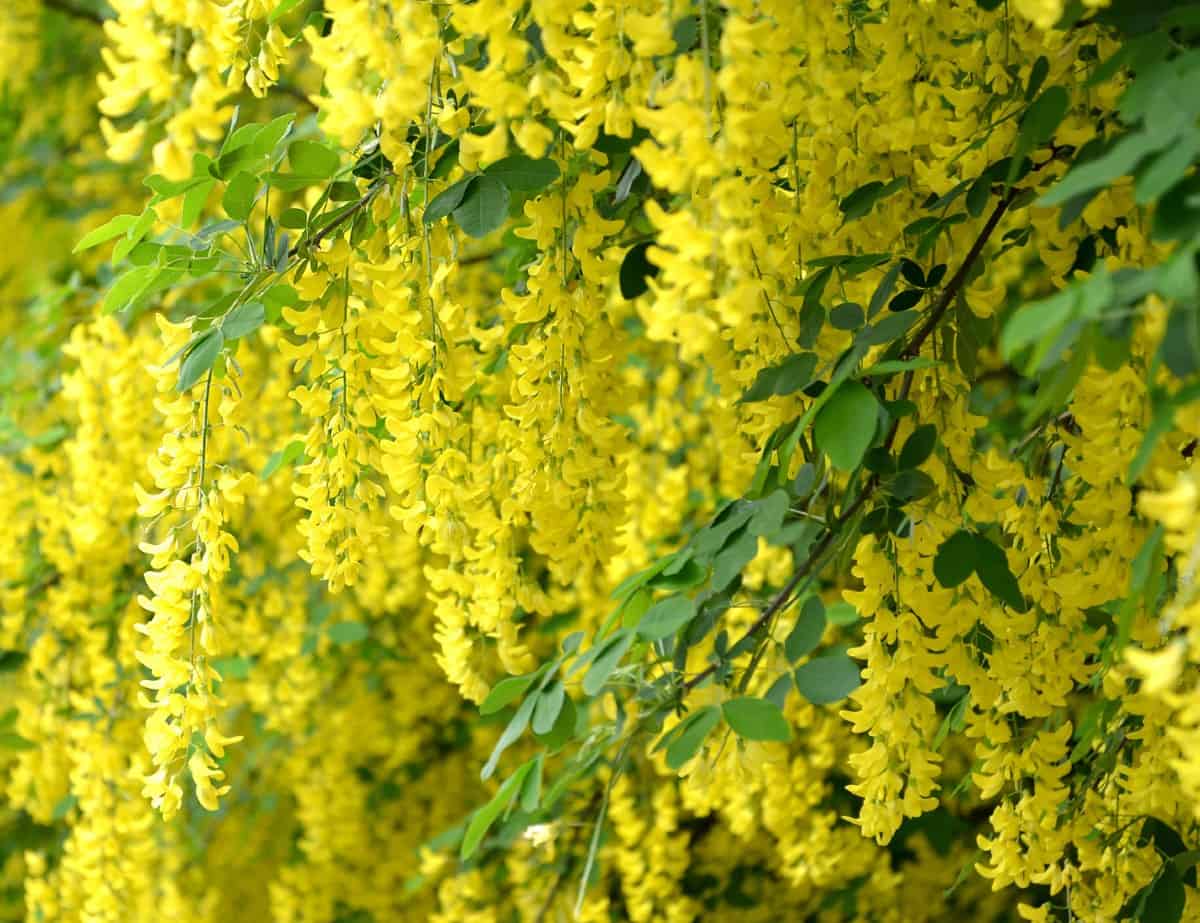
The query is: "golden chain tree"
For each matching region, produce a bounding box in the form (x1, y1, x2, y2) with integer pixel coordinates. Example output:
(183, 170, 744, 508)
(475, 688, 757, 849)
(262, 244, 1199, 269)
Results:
(3, 0, 1200, 921)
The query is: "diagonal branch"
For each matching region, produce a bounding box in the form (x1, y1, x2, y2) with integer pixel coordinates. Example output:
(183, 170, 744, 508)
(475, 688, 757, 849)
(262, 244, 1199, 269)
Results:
(684, 189, 1018, 694)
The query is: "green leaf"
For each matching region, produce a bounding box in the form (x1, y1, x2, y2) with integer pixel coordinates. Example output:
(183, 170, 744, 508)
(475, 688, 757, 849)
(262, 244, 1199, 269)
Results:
(1114, 524, 1165, 656)
(288, 139, 340, 179)
(582, 629, 633, 696)
(722, 697, 792, 742)
(973, 533, 1027, 611)
(177, 329, 224, 392)
(813, 380, 879, 470)
(619, 241, 659, 299)
(898, 424, 937, 469)
(482, 693, 537, 780)
(711, 528, 757, 593)
(222, 301, 265, 340)
(934, 530, 976, 588)
(102, 265, 158, 315)
(461, 757, 537, 859)
(663, 706, 720, 770)
(0, 733, 35, 751)
(868, 262, 902, 318)
(826, 602, 859, 626)
(792, 654, 862, 705)
(1142, 863, 1186, 923)
(182, 178, 214, 228)
(484, 155, 560, 191)
(636, 596, 696, 641)
(829, 302, 864, 330)
(840, 177, 905, 222)
(268, 0, 308, 22)
(531, 681, 566, 735)
(784, 596, 826, 662)
(741, 353, 817, 403)
(480, 672, 540, 716)
(748, 489, 789, 540)
(1040, 130, 1167, 206)
(222, 171, 259, 222)
(327, 621, 368, 644)
(424, 177, 475, 224)
(534, 694, 577, 750)
(453, 175, 510, 238)
(261, 439, 305, 479)
(1007, 85, 1070, 186)
(519, 754, 543, 813)
(74, 213, 138, 253)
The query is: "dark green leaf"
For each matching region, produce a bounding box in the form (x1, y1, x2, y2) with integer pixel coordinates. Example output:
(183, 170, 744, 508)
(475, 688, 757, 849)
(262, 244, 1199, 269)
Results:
(840, 177, 905, 222)
(973, 533, 1027, 611)
(889, 289, 923, 313)
(620, 241, 659, 299)
(425, 177, 475, 224)
(484, 155, 560, 191)
(830, 302, 864, 330)
(868, 262, 902, 318)
(1142, 863, 1186, 923)
(934, 530, 976, 588)
(898, 424, 937, 469)
(453, 175, 511, 238)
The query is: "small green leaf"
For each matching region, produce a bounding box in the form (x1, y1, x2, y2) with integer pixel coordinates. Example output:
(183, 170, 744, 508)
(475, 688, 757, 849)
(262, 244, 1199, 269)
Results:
(619, 241, 659, 299)
(482, 693, 537, 780)
(461, 757, 536, 859)
(898, 424, 938, 469)
(424, 177, 475, 224)
(480, 672, 539, 716)
(1008, 86, 1070, 186)
(0, 733, 35, 751)
(784, 596, 826, 662)
(222, 171, 259, 221)
(74, 214, 138, 253)
(288, 139, 340, 179)
(177, 329, 224, 392)
(1142, 863, 1186, 923)
(792, 654, 862, 705)
(484, 155, 560, 191)
(327, 621, 368, 644)
(830, 302, 864, 330)
(722, 697, 792, 742)
(261, 439, 305, 479)
(826, 602, 859, 626)
(182, 179, 214, 228)
(973, 533, 1027, 611)
(934, 530, 976, 588)
(582, 629, 633, 696)
(268, 0, 308, 23)
(636, 596, 696, 641)
(519, 754, 543, 813)
(533, 694, 577, 750)
(103, 265, 158, 315)
(453, 175, 510, 238)
(840, 177, 905, 222)
(663, 706, 720, 770)
(531, 681, 566, 735)
(748, 489, 789, 540)
(711, 528, 757, 593)
(813, 380, 879, 471)
(222, 301, 265, 340)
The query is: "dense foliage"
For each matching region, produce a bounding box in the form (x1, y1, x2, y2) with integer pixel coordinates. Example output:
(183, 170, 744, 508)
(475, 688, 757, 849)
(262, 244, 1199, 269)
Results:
(3, 0, 1200, 920)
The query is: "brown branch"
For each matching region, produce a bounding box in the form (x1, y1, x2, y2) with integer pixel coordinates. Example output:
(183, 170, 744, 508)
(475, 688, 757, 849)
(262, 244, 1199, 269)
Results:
(41, 0, 105, 26)
(684, 190, 1018, 694)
